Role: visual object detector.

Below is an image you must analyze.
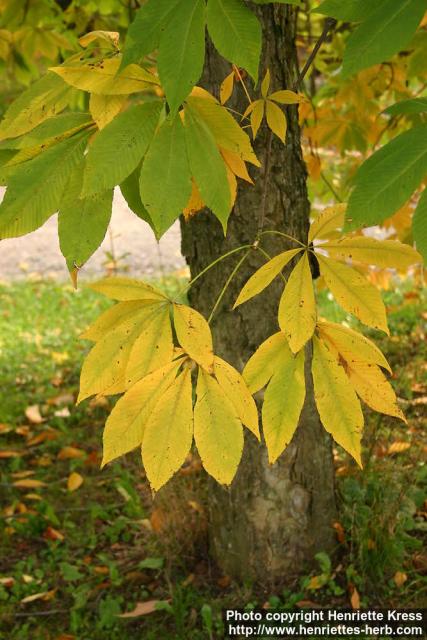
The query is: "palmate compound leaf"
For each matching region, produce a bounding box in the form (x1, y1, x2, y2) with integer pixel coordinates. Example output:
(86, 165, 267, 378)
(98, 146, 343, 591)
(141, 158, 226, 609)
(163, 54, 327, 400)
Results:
(312, 336, 363, 467)
(173, 304, 214, 373)
(78, 300, 173, 401)
(194, 368, 244, 486)
(324, 237, 422, 270)
(317, 320, 391, 373)
(278, 251, 317, 353)
(82, 102, 163, 196)
(102, 358, 184, 467)
(262, 347, 306, 464)
(158, 0, 206, 114)
(58, 160, 113, 272)
(140, 113, 192, 238)
(184, 106, 232, 231)
(243, 331, 293, 394)
(234, 248, 303, 307)
(308, 204, 347, 243)
(316, 254, 389, 334)
(142, 367, 194, 491)
(0, 130, 89, 239)
(213, 357, 259, 439)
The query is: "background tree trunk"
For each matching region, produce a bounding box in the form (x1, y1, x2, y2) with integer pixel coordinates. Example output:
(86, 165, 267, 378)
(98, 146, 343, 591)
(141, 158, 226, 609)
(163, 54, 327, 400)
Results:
(180, 4, 337, 587)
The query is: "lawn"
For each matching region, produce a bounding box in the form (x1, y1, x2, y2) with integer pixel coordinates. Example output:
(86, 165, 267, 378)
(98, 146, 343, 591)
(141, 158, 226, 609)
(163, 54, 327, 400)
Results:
(0, 277, 426, 639)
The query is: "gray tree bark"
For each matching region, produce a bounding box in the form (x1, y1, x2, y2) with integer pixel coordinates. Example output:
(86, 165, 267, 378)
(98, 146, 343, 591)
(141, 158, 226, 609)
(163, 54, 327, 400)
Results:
(180, 4, 337, 586)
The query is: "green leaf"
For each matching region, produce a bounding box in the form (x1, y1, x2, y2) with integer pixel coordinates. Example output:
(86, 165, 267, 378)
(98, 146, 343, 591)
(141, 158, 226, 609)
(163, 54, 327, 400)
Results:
(158, 0, 206, 114)
(384, 97, 427, 116)
(184, 106, 231, 231)
(5, 113, 92, 150)
(313, 0, 379, 22)
(0, 72, 73, 142)
(140, 115, 192, 238)
(58, 161, 113, 271)
(120, 167, 152, 224)
(262, 349, 306, 464)
(0, 131, 88, 239)
(207, 0, 261, 82)
(142, 367, 193, 491)
(342, 0, 426, 77)
(121, 0, 181, 68)
(82, 102, 162, 196)
(253, 0, 302, 4)
(413, 188, 427, 263)
(194, 368, 243, 486)
(346, 124, 427, 228)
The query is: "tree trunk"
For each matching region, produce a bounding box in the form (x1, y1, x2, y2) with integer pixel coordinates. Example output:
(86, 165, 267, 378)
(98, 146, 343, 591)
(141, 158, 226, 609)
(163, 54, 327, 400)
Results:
(180, 4, 337, 587)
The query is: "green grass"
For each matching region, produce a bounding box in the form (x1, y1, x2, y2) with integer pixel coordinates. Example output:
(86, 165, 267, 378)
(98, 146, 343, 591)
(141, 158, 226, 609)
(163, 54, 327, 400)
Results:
(0, 278, 426, 639)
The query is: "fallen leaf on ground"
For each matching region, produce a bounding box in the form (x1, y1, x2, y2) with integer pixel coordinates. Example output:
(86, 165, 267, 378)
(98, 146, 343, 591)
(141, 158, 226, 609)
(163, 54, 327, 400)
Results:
(350, 586, 360, 609)
(12, 479, 46, 488)
(393, 571, 407, 587)
(57, 446, 85, 460)
(0, 577, 14, 587)
(118, 600, 170, 618)
(0, 450, 22, 458)
(43, 527, 64, 542)
(20, 590, 55, 604)
(54, 408, 71, 418)
(25, 405, 44, 424)
(388, 441, 411, 454)
(67, 472, 84, 492)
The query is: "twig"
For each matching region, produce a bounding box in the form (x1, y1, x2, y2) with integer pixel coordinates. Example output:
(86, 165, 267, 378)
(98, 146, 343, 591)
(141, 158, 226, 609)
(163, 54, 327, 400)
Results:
(6, 609, 69, 618)
(294, 17, 337, 91)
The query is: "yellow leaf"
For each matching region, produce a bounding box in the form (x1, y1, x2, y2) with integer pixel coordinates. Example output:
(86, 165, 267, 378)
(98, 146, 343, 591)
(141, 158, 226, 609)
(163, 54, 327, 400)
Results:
(13, 479, 46, 488)
(173, 304, 214, 373)
(78, 303, 166, 401)
(88, 277, 167, 301)
(393, 571, 408, 588)
(90, 93, 127, 130)
(243, 332, 291, 393)
(183, 179, 205, 219)
(266, 100, 287, 142)
(80, 300, 150, 342)
(194, 369, 243, 485)
(262, 349, 306, 463)
(57, 446, 85, 460)
(213, 356, 259, 439)
(261, 69, 270, 98)
(278, 252, 316, 353)
(234, 248, 303, 307)
(186, 96, 259, 166)
(142, 368, 193, 491)
(250, 100, 264, 138)
(308, 204, 347, 243)
(102, 360, 183, 467)
(220, 147, 253, 183)
(67, 472, 83, 492)
(317, 255, 389, 334)
(388, 441, 410, 454)
(312, 337, 363, 466)
(220, 71, 234, 104)
(50, 58, 159, 94)
(226, 165, 238, 208)
(346, 361, 406, 422)
(269, 90, 308, 105)
(125, 304, 174, 386)
(79, 30, 119, 49)
(324, 237, 422, 269)
(317, 320, 391, 373)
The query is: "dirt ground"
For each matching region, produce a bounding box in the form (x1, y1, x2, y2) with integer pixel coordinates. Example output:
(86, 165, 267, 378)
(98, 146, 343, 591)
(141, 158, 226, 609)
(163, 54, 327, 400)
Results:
(0, 187, 186, 282)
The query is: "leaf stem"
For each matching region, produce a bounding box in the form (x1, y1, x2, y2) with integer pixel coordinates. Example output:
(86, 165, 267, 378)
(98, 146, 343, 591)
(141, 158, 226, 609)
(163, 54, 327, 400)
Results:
(180, 244, 253, 295)
(208, 251, 250, 323)
(233, 64, 252, 105)
(259, 229, 307, 248)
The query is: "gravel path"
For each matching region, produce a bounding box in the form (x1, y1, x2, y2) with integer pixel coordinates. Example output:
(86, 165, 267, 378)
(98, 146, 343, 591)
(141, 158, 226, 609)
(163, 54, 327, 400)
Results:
(0, 188, 186, 282)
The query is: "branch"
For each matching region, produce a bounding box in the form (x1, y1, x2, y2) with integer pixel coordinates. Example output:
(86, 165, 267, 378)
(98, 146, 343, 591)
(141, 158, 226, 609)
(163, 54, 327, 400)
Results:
(294, 17, 337, 91)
